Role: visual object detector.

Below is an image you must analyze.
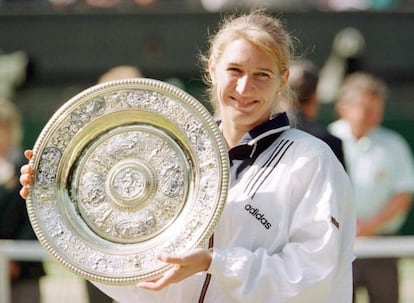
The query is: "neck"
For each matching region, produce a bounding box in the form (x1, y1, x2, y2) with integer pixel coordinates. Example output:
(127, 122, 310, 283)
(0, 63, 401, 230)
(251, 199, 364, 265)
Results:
(220, 121, 249, 150)
(351, 125, 373, 140)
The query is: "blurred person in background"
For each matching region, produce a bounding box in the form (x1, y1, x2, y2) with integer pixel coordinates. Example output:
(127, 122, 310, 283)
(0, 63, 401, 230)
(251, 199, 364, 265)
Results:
(288, 59, 345, 167)
(0, 98, 45, 303)
(97, 65, 143, 83)
(98, 64, 186, 90)
(328, 72, 414, 303)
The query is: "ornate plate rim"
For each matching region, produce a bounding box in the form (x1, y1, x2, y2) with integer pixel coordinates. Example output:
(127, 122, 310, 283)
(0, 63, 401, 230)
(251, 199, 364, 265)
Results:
(26, 78, 229, 285)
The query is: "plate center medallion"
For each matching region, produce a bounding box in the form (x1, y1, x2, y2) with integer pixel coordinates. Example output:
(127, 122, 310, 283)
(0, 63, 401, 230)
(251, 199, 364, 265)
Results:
(108, 160, 154, 210)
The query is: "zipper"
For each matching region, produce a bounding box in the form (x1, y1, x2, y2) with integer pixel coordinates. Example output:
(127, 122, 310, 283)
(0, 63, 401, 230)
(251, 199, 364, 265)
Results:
(198, 235, 214, 303)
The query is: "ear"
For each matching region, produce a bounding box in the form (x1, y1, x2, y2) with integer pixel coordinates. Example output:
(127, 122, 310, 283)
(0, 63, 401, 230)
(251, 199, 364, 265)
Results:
(279, 69, 289, 91)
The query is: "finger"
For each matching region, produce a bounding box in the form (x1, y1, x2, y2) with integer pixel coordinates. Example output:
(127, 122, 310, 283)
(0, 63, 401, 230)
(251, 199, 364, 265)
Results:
(157, 249, 211, 268)
(137, 279, 164, 291)
(19, 172, 33, 187)
(19, 186, 30, 199)
(137, 267, 178, 291)
(156, 252, 183, 264)
(20, 164, 34, 175)
(24, 149, 33, 160)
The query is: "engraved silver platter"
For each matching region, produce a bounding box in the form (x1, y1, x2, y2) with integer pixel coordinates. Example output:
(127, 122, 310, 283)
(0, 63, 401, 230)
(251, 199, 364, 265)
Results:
(26, 78, 229, 285)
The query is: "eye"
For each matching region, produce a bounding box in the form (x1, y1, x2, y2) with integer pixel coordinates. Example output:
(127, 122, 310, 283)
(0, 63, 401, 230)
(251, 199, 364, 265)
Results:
(255, 72, 271, 80)
(226, 67, 242, 74)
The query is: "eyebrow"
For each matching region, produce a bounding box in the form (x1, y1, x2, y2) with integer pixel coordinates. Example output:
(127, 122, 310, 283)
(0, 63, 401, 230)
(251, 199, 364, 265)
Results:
(226, 62, 276, 75)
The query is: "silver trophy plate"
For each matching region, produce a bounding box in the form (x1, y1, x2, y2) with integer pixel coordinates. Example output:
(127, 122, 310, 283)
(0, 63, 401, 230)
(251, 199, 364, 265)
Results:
(26, 78, 229, 285)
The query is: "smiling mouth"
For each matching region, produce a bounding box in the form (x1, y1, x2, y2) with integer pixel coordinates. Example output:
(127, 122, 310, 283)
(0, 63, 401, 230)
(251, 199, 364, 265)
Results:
(231, 97, 258, 109)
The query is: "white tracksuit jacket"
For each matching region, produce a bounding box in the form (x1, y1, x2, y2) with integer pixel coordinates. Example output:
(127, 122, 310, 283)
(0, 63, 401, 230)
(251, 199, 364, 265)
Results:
(95, 112, 356, 303)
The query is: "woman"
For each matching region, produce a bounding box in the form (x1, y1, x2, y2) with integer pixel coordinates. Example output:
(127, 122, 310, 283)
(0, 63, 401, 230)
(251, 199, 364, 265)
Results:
(20, 10, 355, 303)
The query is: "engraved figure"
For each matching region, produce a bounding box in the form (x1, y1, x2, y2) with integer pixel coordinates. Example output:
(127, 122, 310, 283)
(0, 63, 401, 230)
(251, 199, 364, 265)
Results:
(114, 211, 156, 240)
(160, 161, 183, 198)
(37, 147, 62, 185)
(113, 168, 144, 199)
(80, 172, 105, 205)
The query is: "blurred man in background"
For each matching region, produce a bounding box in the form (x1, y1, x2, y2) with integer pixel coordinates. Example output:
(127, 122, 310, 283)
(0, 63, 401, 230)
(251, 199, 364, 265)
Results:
(288, 59, 345, 167)
(329, 72, 414, 303)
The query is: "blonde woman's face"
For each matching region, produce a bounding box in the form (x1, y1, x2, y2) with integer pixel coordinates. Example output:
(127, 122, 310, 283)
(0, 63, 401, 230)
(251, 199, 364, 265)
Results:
(209, 39, 287, 130)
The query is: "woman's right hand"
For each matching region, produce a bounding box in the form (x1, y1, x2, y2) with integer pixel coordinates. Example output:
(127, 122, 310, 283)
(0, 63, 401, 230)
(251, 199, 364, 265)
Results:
(19, 150, 34, 199)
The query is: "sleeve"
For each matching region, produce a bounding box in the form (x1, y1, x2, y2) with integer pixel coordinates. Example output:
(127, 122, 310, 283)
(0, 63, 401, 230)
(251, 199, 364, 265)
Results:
(207, 144, 355, 302)
(391, 133, 414, 193)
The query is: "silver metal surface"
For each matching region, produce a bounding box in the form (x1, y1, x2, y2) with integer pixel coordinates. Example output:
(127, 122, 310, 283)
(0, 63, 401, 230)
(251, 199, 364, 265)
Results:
(26, 78, 229, 285)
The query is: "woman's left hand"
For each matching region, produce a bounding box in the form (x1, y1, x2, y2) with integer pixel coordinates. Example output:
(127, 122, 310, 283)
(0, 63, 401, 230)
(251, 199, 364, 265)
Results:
(137, 248, 212, 291)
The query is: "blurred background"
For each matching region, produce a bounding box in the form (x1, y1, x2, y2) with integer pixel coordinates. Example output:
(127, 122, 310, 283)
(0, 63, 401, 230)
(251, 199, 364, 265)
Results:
(1, 1, 414, 302)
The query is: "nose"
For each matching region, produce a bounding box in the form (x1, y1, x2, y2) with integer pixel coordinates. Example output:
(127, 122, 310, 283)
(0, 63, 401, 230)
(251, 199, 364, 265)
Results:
(236, 75, 253, 95)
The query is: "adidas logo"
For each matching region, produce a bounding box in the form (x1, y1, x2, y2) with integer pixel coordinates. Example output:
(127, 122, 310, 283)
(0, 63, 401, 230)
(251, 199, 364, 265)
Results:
(244, 204, 272, 230)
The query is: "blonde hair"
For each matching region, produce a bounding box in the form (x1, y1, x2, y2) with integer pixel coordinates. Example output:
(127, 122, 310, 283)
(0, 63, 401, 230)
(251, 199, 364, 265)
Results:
(0, 98, 23, 149)
(336, 72, 388, 106)
(200, 10, 295, 113)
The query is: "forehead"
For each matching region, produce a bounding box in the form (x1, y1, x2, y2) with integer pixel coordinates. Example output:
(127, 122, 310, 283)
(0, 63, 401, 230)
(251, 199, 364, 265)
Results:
(346, 90, 384, 107)
(218, 39, 277, 68)
(0, 121, 11, 128)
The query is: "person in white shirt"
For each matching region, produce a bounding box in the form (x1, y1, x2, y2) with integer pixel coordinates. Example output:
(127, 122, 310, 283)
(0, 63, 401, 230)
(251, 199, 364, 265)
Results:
(20, 10, 355, 303)
(329, 72, 414, 303)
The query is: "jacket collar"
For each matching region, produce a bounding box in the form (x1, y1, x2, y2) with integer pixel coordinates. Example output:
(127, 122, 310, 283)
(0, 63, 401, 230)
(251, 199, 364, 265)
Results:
(227, 112, 290, 162)
(224, 112, 290, 177)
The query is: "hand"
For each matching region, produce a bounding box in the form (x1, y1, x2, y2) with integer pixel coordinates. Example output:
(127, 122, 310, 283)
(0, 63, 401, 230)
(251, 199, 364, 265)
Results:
(19, 150, 34, 199)
(356, 218, 378, 237)
(137, 248, 212, 291)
